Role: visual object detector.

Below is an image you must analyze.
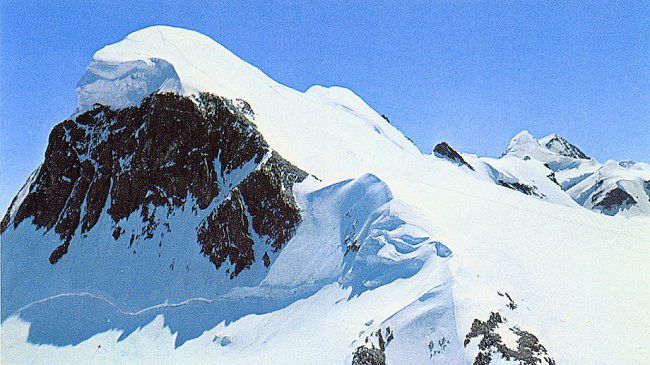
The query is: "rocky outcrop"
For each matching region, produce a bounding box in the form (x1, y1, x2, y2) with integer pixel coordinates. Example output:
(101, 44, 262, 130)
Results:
(352, 328, 394, 365)
(433, 142, 475, 171)
(591, 187, 637, 216)
(497, 180, 540, 197)
(464, 312, 554, 365)
(542, 134, 589, 160)
(2, 92, 307, 274)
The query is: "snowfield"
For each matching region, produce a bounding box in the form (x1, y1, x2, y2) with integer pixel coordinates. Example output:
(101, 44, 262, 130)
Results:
(2, 26, 649, 365)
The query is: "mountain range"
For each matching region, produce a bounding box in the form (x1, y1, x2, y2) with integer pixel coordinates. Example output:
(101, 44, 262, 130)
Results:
(2, 26, 649, 365)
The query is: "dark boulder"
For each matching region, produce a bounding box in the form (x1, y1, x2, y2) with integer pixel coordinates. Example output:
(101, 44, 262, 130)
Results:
(433, 142, 474, 171)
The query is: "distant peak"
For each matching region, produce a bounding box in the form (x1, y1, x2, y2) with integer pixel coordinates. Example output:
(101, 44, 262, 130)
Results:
(125, 25, 204, 38)
(503, 131, 591, 161)
(504, 131, 539, 155)
(510, 130, 537, 143)
(539, 133, 590, 160)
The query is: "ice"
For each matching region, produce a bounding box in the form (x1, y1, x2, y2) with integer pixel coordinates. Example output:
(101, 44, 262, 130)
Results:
(76, 58, 183, 112)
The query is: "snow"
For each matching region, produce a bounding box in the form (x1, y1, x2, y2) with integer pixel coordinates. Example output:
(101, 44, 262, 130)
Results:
(503, 130, 589, 168)
(76, 58, 183, 112)
(568, 160, 650, 216)
(465, 154, 580, 207)
(3, 25, 650, 365)
(461, 131, 650, 216)
(77, 25, 421, 186)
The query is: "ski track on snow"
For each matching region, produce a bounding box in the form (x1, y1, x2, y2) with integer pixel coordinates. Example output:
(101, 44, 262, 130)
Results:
(15, 292, 216, 317)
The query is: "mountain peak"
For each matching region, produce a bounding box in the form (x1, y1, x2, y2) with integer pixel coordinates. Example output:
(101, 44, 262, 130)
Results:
(503, 131, 591, 161)
(121, 25, 208, 42)
(504, 130, 539, 157)
(4, 24, 650, 365)
(94, 25, 233, 63)
(76, 25, 280, 112)
(75, 26, 421, 193)
(508, 130, 536, 144)
(539, 133, 590, 160)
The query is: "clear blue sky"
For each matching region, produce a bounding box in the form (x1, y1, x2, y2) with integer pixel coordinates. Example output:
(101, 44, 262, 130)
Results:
(2, 0, 649, 213)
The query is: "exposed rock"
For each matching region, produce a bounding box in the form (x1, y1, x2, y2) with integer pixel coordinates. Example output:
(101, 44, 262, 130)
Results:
(238, 152, 306, 249)
(464, 311, 554, 365)
(2, 92, 307, 273)
(352, 346, 386, 365)
(542, 134, 589, 160)
(433, 142, 475, 171)
(428, 337, 450, 358)
(497, 291, 517, 310)
(197, 191, 255, 278)
(592, 187, 637, 216)
(545, 171, 561, 187)
(352, 327, 394, 365)
(497, 180, 541, 197)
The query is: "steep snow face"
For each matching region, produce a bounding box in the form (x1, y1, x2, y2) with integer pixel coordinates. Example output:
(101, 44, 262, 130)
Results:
(85, 26, 284, 108)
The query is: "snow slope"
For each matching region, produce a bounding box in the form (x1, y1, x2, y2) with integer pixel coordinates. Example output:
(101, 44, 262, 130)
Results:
(3, 26, 650, 365)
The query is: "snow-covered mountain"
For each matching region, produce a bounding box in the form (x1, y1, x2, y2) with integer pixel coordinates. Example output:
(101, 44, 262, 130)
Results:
(2, 26, 649, 365)
(438, 131, 650, 217)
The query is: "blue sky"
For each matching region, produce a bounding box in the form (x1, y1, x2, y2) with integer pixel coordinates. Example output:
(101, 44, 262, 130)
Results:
(1, 0, 649, 212)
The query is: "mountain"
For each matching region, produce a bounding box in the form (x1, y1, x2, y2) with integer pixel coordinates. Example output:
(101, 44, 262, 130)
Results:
(2, 26, 649, 365)
(435, 131, 650, 217)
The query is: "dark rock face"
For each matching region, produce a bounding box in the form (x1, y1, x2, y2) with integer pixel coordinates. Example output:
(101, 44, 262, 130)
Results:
(592, 187, 637, 215)
(464, 311, 555, 365)
(543, 135, 589, 160)
(197, 191, 255, 278)
(433, 142, 475, 171)
(352, 328, 394, 365)
(2, 93, 307, 274)
(497, 180, 543, 198)
(545, 171, 561, 187)
(352, 347, 386, 365)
